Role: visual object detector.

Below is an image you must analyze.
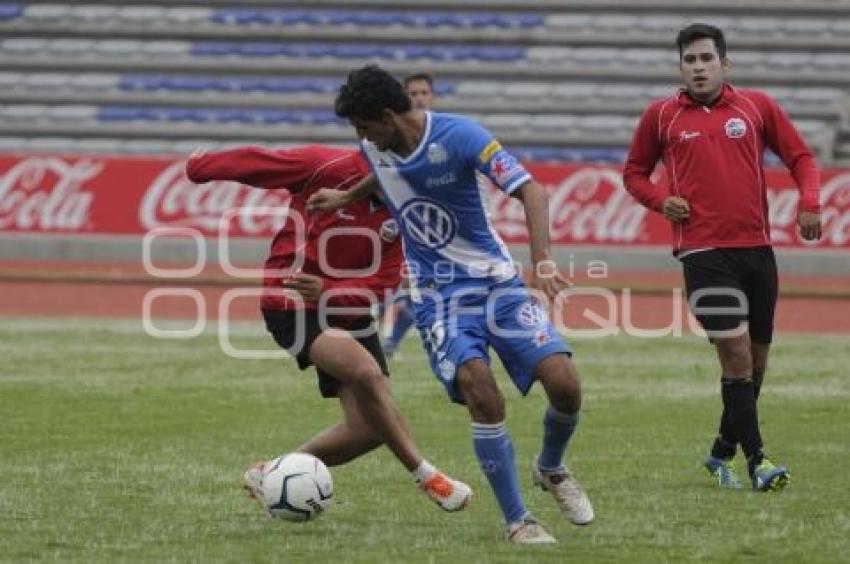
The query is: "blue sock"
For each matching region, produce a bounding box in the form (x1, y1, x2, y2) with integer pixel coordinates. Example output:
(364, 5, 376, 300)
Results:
(385, 298, 415, 353)
(472, 422, 528, 525)
(538, 406, 579, 472)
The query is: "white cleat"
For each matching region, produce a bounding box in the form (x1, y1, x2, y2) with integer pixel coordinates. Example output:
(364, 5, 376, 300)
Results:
(532, 458, 595, 525)
(506, 516, 557, 545)
(419, 472, 472, 512)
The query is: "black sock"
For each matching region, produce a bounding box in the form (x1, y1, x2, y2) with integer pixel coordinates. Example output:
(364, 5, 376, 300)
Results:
(710, 431, 736, 460)
(720, 377, 764, 476)
(712, 372, 765, 459)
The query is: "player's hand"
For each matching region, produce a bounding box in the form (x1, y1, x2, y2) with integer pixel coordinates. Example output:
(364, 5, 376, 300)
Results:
(531, 259, 572, 304)
(282, 272, 324, 302)
(306, 188, 349, 212)
(662, 196, 690, 223)
(797, 210, 822, 241)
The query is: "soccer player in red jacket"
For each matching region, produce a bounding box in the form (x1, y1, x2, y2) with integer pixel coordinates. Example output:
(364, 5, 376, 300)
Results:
(623, 24, 822, 492)
(186, 144, 471, 512)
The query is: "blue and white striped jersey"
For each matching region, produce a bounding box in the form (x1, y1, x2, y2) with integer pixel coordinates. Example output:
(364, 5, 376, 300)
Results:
(361, 111, 531, 289)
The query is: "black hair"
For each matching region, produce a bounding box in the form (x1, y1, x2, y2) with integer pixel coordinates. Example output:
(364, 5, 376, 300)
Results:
(335, 65, 412, 121)
(676, 23, 727, 59)
(403, 72, 435, 89)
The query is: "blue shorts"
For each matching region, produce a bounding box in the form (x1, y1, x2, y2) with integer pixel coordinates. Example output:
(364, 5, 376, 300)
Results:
(413, 277, 571, 403)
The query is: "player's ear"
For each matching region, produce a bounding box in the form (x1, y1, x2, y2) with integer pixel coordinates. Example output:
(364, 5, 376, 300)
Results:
(721, 56, 731, 74)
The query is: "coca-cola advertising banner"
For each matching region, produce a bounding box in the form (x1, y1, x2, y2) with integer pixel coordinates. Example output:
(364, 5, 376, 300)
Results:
(1, 155, 849, 248)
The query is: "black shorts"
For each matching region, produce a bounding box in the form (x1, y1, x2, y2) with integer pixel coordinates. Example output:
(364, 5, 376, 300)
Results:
(681, 246, 778, 344)
(262, 309, 389, 398)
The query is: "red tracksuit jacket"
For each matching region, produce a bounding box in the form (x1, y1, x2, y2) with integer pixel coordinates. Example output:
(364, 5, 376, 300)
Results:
(623, 84, 821, 251)
(186, 145, 402, 312)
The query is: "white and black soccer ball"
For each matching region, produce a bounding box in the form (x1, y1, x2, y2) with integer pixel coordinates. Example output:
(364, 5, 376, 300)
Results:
(260, 453, 333, 521)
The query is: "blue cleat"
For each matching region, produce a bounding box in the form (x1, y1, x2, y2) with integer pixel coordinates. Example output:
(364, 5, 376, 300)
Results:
(704, 456, 744, 489)
(751, 458, 790, 492)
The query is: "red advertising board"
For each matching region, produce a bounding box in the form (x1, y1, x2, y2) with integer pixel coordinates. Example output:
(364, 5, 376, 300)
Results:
(1, 155, 849, 248)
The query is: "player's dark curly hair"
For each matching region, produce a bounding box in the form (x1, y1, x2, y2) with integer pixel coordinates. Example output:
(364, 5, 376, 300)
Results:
(676, 23, 726, 59)
(335, 65, 412, 121)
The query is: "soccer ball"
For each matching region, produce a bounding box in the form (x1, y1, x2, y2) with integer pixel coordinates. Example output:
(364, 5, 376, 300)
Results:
(260, 453, 333, 521)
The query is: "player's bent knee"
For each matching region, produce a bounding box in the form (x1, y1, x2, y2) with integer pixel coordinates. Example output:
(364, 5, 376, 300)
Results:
(457, 375, 505, 423)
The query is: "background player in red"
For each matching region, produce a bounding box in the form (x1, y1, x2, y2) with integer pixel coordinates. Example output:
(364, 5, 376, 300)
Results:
(186, 144, 471, 511)
(624, 23, 822, 492)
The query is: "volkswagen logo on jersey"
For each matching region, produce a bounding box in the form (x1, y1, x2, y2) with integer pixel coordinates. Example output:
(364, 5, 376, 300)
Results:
(427, 142, 448, 164)
(379, 219, 399, 243)
(724, 118, 747, 139)
(517, 300, 547, 327)
(399, 198, 458, 250)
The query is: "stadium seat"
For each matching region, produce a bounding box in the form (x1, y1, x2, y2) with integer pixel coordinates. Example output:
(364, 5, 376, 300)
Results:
(546, 14, 594, 31)
(766, 52, 812, 70)
(1, 104, 48, 122)
(68, 5, 118, 23)
(0, 4, 23, 21)
(550, 83, 597, 101)
(528, 115, 578, 132)
(592, 15, 638, 33)
(812, 53, 850, 71)
(831, 19, 850, 36)
(504, 83, 551, 99)
(791, 88, 845, 105)
(143, 42, 191, 57)
(22, 4, 69, 22)
(0, 71, 22, 89)
(163, 7, 211, 25)
(117, 6, 166, 24)
(782, 19, 830, 36)
(93, 40, 145, 57)
(70, 73, 122, 91)
(47, 105, 98, 123)
(1, 38, 48, 55)
(45, 39, 95, 56)
(736, 17, 785, 36)
(480, 114, 530, 131)
(22, 73, 69, 89)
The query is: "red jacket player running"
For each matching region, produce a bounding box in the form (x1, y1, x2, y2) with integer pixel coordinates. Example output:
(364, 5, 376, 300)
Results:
(624, 24, 822, 493)
(186, 144, 471, 513)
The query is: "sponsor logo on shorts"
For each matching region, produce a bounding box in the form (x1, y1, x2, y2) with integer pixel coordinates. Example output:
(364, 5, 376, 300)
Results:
(517, 301, 547, 327)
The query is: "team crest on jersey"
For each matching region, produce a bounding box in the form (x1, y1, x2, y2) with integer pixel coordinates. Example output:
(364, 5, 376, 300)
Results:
(398, 198, 458, 250)
(517, 300, 547, 327)
(427, 142, 448, 164)
(379, 219, 399, 243)
(724, 118, 747, 139)
(490, 152, 521, 184)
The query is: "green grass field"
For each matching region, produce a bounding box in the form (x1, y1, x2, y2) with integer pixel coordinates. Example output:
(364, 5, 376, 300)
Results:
(1, 317, 848, 563)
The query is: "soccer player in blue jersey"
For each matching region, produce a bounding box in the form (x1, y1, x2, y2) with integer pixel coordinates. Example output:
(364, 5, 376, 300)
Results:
(382, 72, 438, 359)
(309, 65, 594, 544)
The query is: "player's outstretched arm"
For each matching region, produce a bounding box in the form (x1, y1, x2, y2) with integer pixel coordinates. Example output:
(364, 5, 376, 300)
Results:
(512, 180, 570, 302)
(185, 145, 316, 191)
(307, 174, 379, 211)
